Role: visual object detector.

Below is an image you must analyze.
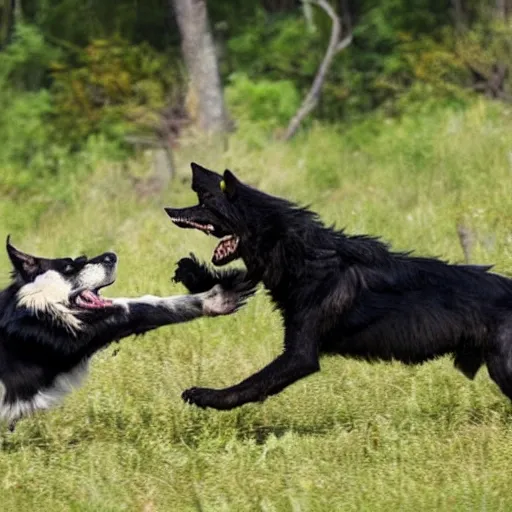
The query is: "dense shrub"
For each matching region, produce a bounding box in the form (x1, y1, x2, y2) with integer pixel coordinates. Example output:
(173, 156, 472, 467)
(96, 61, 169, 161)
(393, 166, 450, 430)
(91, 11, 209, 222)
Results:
(50, 37, 184, 145)
(0, 26, 129, 202)
(226, 73, 300, 130)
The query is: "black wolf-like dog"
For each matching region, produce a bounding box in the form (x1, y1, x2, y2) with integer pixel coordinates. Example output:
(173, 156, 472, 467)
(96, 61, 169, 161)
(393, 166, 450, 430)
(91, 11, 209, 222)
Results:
(0, 237, 252, 428)
(165, 162, 512, 411)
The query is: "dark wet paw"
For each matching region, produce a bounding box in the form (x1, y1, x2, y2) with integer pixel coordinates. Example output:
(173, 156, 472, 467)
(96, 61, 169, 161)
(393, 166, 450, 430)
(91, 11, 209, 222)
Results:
(181, 387, 237, 410)
(173, 254, 217, 293)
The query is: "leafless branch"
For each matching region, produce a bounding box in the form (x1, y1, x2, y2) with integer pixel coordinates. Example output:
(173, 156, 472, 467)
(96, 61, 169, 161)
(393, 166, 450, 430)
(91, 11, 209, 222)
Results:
(283, 0, 352, 140)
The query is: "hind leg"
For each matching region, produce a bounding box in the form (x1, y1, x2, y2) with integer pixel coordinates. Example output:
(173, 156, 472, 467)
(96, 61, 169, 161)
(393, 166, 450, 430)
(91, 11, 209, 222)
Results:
(454, 350, 484, 380)
(484, 322, 512, 400)
(486, 349, 512, 401)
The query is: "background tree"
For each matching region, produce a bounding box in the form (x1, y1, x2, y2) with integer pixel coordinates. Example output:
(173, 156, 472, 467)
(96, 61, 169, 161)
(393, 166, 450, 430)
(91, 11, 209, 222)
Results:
(0, 0, 16, 48)
(170, 0, 227, 133)
(284, 0, 352, 140)
(1, 0, 512, 186)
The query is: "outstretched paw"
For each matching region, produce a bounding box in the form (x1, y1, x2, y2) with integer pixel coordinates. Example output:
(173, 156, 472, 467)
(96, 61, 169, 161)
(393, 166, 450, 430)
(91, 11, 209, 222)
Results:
(173, 253, 218, 293)
(202, 284, 254, 316)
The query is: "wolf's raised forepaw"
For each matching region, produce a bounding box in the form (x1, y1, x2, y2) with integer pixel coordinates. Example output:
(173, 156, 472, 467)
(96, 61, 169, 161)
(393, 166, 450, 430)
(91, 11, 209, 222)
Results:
(174, 253, 257, 296)
(173, 253, 218, 293)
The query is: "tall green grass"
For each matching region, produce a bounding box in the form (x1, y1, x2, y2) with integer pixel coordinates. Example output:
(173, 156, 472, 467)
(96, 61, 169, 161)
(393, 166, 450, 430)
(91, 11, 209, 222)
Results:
(2, 101, 512, 511)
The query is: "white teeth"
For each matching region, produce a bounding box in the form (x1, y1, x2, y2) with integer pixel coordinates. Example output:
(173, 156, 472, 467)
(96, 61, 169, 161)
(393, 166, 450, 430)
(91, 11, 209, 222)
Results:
(213, 235, 240, 263)
(172, 218, 214, 233)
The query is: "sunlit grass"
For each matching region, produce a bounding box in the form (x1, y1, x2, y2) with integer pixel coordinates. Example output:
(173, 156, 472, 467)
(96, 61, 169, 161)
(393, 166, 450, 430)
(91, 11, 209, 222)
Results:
(2, 100, 512, 510)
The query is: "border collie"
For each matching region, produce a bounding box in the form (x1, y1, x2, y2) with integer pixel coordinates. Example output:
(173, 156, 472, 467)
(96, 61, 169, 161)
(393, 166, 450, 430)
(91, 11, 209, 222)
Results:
(165, 162, 512, 411)
(0, 236, 252, 429)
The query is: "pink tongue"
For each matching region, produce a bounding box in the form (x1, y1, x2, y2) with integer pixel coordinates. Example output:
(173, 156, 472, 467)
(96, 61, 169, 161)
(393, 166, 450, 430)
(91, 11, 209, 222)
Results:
(82, 290, 112, 307)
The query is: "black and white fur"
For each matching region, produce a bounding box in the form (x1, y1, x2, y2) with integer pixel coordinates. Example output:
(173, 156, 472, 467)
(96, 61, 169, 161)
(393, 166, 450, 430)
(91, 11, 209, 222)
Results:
(0, 237, 252, 429)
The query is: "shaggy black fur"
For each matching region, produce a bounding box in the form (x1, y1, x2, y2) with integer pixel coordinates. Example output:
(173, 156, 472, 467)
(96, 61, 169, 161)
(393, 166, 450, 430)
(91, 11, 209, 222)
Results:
(166, 162, 512, 410)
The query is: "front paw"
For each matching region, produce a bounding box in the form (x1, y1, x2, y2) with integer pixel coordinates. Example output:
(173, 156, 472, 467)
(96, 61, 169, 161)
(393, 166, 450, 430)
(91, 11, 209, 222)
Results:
(182, 387, 237, 410)
(173, 254, 216, 293)
(202, 284, 254, 316)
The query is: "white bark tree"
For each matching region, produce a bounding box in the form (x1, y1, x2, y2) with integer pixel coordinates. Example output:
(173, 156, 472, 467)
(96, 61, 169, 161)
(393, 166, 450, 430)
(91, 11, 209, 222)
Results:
(284, 0, 352, 140)
(171, 0, 228, 133)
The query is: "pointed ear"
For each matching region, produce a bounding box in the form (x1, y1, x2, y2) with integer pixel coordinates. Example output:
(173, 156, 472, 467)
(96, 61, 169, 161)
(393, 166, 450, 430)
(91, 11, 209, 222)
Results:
(191, 162, 219, 181)
(223, 170, 239, 199)
(190, 162, 210, 175)
(6, 236, 41, 280)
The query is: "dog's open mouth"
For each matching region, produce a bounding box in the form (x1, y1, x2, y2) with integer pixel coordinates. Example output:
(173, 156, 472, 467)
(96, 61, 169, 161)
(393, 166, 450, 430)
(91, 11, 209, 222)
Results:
(166, 205, 242, 266)
(72, 289, 113, 309)
(170, 217, 215, 235)
(212, 235, 240, 266)
(167, 215, 240, 266)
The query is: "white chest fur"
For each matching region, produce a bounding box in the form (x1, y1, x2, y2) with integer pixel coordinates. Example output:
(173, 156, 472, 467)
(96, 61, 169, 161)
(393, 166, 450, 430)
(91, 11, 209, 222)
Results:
(0, 360, 89, 424)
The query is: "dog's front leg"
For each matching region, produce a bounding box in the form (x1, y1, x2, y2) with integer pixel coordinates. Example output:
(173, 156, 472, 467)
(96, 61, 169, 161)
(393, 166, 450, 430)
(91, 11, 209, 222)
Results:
(105, 284, 253, 338)
(182, 325, 320, 410)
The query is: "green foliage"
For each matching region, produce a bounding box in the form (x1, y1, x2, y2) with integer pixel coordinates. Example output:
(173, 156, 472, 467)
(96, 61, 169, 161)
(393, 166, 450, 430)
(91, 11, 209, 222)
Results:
(218, 1, 511, 123)
(226, 13, 333, 116)
(456, 21, 512, 82)
(226, 73, 300, 130)
(0, 23, 60, 90)
(0, 24, 65, 197)
(375, 30, 471, 116)
(24, 0, 179, 49)
(0, 24, 126, 211)
(227, 12, 321, 79)
(2, 1, 511, 151)
(0, 29, 185, 216)
(2, 0, 512, 206)
(0, 89, 54, 182)
(221, 2, 474, 122)
(50, 37, 184, 145)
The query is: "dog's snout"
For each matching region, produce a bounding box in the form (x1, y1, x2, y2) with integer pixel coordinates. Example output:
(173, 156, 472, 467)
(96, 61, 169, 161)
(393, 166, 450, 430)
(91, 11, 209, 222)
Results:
(86, 252, 118, 267)
(103, 252, 117, 265)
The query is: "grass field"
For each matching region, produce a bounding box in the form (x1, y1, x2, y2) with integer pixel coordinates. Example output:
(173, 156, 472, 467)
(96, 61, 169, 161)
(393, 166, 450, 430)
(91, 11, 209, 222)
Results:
(2, 101, 512, 510)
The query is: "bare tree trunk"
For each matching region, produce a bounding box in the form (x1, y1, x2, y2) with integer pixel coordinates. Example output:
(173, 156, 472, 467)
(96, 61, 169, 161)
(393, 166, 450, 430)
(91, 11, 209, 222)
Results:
(283, 0, 352, 140)
(496, 0, 506, 19)
(13, 0, 21, 20)
(171, 0, 227, 133)
(452, 0, 465, 31)
(0, 0, 16, 49)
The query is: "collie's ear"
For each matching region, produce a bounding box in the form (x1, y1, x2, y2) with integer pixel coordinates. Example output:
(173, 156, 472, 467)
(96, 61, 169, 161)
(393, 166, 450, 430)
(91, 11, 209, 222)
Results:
(223, 170, 240, 199)
(6, 236, 41, 280)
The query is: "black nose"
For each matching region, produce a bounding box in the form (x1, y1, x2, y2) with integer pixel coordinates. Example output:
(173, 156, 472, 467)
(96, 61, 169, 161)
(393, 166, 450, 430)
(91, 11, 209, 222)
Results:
(103, 252, 117, 265)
